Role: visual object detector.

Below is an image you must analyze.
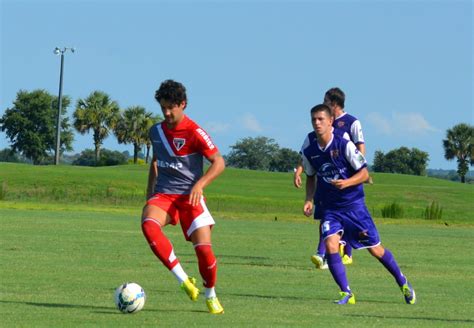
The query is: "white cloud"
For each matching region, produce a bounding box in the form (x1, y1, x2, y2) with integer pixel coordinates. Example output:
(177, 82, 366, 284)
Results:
(204, 121, 231, 134)
(240, 113, 263, 132)
(366, 112, 393, 135)
(366, 111, 438, 136)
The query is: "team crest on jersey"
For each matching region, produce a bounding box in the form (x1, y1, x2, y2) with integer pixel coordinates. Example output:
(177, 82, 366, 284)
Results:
(337, 121, 345, 128)
(330, 149, 339, 158)
(173, 138, 186, 151)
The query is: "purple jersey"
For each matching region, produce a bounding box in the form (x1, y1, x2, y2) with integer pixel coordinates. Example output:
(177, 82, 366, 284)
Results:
(300, 133, 367, 210)
(334, 112, 364, 145)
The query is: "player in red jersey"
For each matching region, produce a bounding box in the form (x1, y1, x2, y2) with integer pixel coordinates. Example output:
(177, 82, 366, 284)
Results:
(141, 80, 226, 314)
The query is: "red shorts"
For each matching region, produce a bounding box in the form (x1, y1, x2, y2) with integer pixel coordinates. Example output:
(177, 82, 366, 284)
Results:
(146, 193, 215, 241)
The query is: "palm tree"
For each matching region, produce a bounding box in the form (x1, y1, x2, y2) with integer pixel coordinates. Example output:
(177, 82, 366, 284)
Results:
(443, 123, 474, 183)
(115, 106, 162, 164)
(73, 91, 120, 163)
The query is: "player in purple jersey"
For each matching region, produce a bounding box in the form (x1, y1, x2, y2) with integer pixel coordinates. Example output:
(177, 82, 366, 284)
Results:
(301, 104, 416, 305)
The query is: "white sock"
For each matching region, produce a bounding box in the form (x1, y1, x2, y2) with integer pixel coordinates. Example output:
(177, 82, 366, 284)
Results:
(171, 263, 188, 284)
(205, 287, 216, 299)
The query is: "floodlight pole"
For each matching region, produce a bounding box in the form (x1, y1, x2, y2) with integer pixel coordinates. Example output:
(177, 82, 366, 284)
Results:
(53, 47, 74, 165)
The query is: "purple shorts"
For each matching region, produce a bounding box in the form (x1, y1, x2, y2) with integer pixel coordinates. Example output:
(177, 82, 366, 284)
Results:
(321, 205, 380, 250)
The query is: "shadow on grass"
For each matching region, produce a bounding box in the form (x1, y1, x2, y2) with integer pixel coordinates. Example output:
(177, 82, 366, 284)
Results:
(0, 300, 207, 314)
(348, 313, 474, 324)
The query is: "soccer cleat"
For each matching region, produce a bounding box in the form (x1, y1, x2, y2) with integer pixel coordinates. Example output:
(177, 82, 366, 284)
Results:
(181, 277, 200, 301)
(334, 291, 356, 305)
(206, 297, 224, 314)
(401, 281, 416, 304)
(342, 254, 353, 265)
(311, 254, 328, 270)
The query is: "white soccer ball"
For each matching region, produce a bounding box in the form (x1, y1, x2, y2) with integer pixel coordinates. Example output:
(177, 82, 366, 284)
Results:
(114, 282, 146, 314)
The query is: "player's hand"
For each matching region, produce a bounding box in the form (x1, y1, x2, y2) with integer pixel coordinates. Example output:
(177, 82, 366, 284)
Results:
(294, 174, 302, 188)
(331, 179, 347, 190)
(303, 201, 313, 217)
(189, 183, 204, 206)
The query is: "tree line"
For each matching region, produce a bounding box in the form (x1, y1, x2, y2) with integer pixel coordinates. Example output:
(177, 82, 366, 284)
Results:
(0, 89, 161, 165)
(1, 89, 473, 182)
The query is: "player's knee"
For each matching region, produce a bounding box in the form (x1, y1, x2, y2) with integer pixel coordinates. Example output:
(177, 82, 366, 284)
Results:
(194, 244, 215, 264)
(141, 218, 161, 240)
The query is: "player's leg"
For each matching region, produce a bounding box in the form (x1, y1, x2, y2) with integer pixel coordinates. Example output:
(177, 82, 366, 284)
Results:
(325, 233, 355, 304)
(141, 203, 198, 300)
(181, 196, 223, 314)
(311, 221, 328, 269)
(368, 245, 416, 304)
(190, 226, 223, 314)
(341, 236, 353, 265)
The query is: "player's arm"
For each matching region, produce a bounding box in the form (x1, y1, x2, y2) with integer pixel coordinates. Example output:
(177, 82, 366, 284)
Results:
(331, 140, 368, 190)
(189, 152, 225, 206)
(303, 174, 316, 217)
(351, 120, 366, 156)
(331, 167, 368, 190)
(146, 156, 158, 199)
(293, 158, 304, 188)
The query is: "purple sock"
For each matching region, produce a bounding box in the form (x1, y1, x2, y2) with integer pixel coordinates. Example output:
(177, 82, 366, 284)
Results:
(378, 249, 406, 287)
(344, 243, 353, 257)
(326, 252, 350, 292)
(316, 223, 326, 255)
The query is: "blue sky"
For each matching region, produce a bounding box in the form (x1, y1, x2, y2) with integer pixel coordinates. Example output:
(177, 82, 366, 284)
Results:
(1, 0, 472, 169)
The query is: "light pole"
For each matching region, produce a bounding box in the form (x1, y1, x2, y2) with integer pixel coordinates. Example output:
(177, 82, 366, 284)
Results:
(53, 46, 74, 165)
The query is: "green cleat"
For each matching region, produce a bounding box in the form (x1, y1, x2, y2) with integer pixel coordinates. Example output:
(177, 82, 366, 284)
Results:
(206, 297, 224, 314)
(401, 281, 416, 304)
(181, 277, 200, 301)
(342, 254, 353, 265)
(334, 291, 356, 305)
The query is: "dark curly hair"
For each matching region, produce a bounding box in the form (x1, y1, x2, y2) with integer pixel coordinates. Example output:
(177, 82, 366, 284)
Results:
(323, 87, 345, 109)
(155, 80, 187, 106)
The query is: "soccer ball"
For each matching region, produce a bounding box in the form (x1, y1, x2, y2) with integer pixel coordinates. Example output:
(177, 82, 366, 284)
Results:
(114, 282, 146, 314)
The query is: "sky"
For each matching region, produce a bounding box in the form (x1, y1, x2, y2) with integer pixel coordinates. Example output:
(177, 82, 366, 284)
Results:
(1, 0, 472, 169)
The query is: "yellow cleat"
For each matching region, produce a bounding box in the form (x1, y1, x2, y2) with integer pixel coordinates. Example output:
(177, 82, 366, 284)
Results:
(206, 297, 224, 314)
(342, 254, 353, 265)
(339, 244, 345, 257)
(181, 277, 200, 301)
(311, 254, 328, 270)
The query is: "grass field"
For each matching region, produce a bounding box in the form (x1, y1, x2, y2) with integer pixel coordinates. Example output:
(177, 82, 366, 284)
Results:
(1, 163, 474, 326)
(1, 208, 473, 327)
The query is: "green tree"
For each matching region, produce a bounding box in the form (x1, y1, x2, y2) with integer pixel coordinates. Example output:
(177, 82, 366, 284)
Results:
(443, 123, 474, 183)
(0, 89, 73, 164)
(226, 136, 279, 170)
(114, 106, 162, 164)
(372, 150, 386, 172)
(269, 147, 300, 172)
(73, 91, 120, 163)
(372, 147, 429, 176)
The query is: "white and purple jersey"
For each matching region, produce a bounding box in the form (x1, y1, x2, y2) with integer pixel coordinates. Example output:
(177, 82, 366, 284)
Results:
(149, 115, 219, 195)
(334, 112, 364, 145)
(300, 132, 367, 210)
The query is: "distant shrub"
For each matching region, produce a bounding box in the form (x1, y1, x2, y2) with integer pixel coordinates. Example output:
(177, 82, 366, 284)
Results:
(73, 149, 128, 166)
(423, 201, 443, 220)
(127, 158, 146, 165)
(381, 202, 404, 218)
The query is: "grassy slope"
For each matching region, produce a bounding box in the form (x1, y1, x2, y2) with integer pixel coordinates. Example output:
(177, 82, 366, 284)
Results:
(0, 162, 473, 223)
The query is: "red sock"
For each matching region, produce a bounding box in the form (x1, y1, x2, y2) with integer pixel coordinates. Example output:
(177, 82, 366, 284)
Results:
(142, 218, 179, 270)
(194, 244, 217, 288)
